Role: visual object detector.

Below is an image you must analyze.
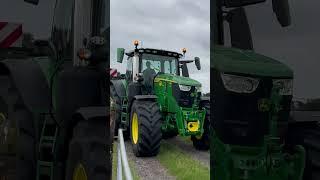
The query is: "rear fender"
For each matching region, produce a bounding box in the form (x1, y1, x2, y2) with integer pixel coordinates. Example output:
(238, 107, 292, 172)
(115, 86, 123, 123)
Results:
(110, 79, 126, 97)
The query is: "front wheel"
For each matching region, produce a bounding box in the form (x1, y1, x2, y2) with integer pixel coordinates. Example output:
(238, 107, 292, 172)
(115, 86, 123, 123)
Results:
(130, 100, 162, 157)
(65, 120, 111, 180)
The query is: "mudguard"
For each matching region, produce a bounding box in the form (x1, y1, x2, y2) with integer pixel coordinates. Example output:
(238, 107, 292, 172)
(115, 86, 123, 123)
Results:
(0, 59, 50, 112)
(73, 106, 108, 121)
(110, 79, 126, 97)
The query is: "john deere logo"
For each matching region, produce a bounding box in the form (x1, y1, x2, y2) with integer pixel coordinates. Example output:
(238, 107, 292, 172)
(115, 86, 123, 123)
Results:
(258, 99, 270, 112)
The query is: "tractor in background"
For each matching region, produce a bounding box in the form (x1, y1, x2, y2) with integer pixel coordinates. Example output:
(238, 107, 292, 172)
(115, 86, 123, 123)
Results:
(111, 41, 210, 157)
(212, 0, 319, 179)
(0, 0, 111, 179)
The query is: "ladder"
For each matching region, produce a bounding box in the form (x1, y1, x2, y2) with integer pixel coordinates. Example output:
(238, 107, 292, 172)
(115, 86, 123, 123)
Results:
(36, 113, 59, 180)
(120, 97, 128, 128)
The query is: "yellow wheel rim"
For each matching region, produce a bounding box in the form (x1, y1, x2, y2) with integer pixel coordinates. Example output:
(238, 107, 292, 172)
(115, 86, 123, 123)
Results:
(132, 113, 139, 144)
(73, 163, 87, 180)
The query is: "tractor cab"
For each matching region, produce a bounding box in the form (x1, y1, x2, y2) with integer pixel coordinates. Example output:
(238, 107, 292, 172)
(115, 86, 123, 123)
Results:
(117, 41, 202, 94)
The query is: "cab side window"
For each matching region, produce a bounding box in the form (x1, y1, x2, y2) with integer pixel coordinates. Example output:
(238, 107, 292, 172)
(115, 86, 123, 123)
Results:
(51, 0, 73, 60)
(126, 57, 133, 81)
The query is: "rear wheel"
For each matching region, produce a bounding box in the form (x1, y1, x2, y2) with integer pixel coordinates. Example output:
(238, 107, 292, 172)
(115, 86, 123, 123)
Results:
(65, 120, 110, 180)
(130, 100, 162, 157)
(0, 76, 36, 179)
(191, 101, 210, 150)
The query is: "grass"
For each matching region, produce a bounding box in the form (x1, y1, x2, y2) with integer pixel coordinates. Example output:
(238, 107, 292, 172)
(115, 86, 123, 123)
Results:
(157, 141, 210, 180)
(112, 142, 140, 180)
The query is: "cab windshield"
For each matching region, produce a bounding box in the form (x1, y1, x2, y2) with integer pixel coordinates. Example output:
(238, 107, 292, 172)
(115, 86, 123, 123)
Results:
(141, 54, 178, 75)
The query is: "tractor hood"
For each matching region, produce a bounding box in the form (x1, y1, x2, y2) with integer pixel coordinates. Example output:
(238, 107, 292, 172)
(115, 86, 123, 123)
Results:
(213, 46, 293, 78)
(155, 73, 201, 87)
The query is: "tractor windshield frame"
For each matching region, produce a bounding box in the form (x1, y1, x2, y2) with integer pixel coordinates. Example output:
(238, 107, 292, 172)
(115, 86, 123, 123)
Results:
(139, 53, 179, 76)
(126, 48, 183, 76)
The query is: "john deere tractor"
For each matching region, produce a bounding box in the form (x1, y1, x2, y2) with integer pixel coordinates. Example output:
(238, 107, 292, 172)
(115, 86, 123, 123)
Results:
(111, 41, 210, 156)
(211, 0, 319, 180)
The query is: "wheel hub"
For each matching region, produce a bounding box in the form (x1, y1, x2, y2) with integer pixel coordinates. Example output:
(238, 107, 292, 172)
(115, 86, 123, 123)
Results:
(132, 113, 139, 144)
(73, 163, 87, 180)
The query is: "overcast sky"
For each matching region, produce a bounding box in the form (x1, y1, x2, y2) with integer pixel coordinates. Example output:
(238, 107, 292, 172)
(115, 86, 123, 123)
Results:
(241, 0, 320, 98)
(0, 0, 54, 38)
(110, 0, 210, 93)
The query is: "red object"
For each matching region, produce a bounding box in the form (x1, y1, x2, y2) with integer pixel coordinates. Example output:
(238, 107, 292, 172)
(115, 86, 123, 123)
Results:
(110, 68, 118, 77)
(0, 22, 23, 48)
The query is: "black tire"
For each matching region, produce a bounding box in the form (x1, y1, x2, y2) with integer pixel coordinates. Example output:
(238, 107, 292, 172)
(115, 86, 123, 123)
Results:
(110, 85, 121, 134)
(191, 101, 210, 150)
(285, 121, 320, 180)
(130, 100, 162, 157)
(0, 76, 36, 179)
(65, 120, 111, 180)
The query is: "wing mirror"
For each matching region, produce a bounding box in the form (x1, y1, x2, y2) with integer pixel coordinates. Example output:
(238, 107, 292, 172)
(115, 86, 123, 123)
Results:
(24, 0, 39, 5)
(272, 0, 291, 27)
(195, 57, 201, 70)
(117, 48, 125, 63)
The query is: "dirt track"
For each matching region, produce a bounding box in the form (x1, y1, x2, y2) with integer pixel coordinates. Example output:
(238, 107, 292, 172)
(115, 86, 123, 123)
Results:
(125, 141, 176, 180)
(124, 136, 210, 180)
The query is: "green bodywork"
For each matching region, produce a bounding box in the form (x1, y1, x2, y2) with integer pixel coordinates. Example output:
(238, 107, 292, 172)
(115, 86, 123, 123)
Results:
(212, 46, 306, 180)
(153, 73, 206, 136)
(213, 46, 293, 78)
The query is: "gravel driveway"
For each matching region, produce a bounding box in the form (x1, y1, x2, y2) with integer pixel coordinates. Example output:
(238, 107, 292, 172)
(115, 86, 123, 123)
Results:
(125, 141, 176, 180)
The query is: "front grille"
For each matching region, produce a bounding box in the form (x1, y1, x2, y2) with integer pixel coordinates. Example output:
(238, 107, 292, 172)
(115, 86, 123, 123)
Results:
(172, 83, 198, 108)
(212, 70, 292, 146)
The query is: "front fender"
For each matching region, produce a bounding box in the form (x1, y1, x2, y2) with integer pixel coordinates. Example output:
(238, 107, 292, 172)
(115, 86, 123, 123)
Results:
(0, 59, 50, 112)
(73, 106, 108, 121)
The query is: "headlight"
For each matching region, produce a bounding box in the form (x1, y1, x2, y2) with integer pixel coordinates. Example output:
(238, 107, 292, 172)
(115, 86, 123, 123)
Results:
(195, 86, 202, 92)
(221, 73, 259, 93)
(272, 79, 293, 95)
(179, 84, 191, 91)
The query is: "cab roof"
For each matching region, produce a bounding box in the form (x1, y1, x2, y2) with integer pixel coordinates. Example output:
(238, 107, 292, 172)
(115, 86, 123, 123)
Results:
(126, 48, 183, 58)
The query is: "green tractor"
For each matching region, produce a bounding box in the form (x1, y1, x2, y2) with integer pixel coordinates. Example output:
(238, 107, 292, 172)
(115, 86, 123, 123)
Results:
(212, 0, 319, 180)
(0, 0, 111, 179)
(111, 41, 210, 156)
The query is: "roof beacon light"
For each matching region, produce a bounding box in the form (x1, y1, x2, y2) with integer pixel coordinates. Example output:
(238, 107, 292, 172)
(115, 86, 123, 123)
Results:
(182, 48, 187, 55)
(134, 40, 139, 49)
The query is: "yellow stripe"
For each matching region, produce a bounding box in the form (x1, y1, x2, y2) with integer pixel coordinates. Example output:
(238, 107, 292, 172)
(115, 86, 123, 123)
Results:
(154, 78, 175, 83)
